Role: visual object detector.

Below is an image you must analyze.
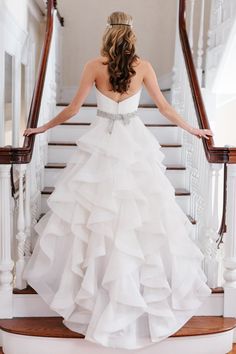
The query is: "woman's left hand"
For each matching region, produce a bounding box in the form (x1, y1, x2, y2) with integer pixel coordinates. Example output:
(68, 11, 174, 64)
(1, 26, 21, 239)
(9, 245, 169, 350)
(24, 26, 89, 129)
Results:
(191, 127, 213, 140)
(23, 126, 47, 137)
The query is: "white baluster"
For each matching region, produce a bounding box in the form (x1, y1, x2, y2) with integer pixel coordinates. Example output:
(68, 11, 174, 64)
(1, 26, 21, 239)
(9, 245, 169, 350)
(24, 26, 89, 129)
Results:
(202, 164, 217, 287)
(24, 165, 32, 260)
(188, 0, 195, 54)
(198, 161, 222, 289)
(15, 164, 27, 290)
(0, 165, 14, 318)
(223, 164, 236, 316)
(197, 0, 205, 83)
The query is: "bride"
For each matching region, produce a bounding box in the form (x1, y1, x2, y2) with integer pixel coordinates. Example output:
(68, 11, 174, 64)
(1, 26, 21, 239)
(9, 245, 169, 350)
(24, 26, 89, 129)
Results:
(23, 11, 213, 350)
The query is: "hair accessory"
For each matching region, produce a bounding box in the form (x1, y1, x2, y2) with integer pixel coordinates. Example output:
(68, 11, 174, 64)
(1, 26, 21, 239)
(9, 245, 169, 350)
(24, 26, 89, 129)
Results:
(107, 23, 133, 28)
(110, 23, 131, 26)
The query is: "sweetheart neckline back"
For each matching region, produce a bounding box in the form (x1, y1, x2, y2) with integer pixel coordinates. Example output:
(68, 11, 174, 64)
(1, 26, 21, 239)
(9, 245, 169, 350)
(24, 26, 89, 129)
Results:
(95, 85, 142, 104)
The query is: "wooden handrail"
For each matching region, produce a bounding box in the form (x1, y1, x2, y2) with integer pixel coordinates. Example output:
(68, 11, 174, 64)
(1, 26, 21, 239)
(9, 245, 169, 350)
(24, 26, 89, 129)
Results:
(179, 0, 236, 164)
(0, 0, 63, 164)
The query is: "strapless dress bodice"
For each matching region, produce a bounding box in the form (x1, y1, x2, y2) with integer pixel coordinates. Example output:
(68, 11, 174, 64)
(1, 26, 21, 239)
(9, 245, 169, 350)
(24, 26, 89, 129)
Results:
(95, 85, 142, 114)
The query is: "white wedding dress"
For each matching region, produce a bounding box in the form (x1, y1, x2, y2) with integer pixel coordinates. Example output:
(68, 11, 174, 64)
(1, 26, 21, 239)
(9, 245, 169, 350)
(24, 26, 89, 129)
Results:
(23, 85, 211, 350)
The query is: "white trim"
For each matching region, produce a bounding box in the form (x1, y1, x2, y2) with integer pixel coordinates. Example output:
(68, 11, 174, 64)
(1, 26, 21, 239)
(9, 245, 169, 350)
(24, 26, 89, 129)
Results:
(1, 329, 234, 354)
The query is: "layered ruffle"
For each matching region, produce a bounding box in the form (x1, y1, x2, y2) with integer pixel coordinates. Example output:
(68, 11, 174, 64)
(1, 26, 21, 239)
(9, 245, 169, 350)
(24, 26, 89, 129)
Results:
(23, 115, 211, 349)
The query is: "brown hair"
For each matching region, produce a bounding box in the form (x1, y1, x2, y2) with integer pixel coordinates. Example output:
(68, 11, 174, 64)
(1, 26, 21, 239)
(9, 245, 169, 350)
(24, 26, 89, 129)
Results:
(100, 11, 139, 94)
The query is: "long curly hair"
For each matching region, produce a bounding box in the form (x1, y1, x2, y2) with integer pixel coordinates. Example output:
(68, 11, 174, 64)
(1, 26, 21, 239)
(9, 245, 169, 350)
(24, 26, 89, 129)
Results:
(100, 11, 139, 94)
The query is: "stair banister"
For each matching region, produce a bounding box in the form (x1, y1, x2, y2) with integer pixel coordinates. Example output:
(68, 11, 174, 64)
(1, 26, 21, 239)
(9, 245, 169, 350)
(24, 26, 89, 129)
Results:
(0, 0, 63, 317)
(178, 0, 236, 314)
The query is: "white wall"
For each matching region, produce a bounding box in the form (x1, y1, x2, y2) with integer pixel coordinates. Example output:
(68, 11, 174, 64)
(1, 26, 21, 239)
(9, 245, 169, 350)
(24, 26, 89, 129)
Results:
(3, 0, 28, 31)
(58, 0, 178, 100)
(214, 99, 236, 146)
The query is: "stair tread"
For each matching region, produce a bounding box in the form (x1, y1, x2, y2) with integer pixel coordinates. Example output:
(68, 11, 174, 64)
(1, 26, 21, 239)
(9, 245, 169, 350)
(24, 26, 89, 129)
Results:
(187, 215, 197, 225)
(57, 103, 158, 108)
(48, 141, 182, 148)
(13, 285, 37, 294)
(44, 162, 186, 170)
(0, 316, 235, 339)
(60, 122, 177, 127)
(41, 186, 190, 196)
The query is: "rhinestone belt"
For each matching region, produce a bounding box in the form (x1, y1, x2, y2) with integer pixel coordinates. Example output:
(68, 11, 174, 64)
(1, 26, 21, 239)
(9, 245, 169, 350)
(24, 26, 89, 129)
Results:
(96, 109, 138, 134)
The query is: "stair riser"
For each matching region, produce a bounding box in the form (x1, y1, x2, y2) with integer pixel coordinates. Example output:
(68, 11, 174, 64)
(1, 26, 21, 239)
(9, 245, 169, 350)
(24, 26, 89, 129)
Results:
(1, 329, 233, 354)
(47, 145, 183, 165)
(55, 106, 172, 125)
(44, 167, 187, 189)
(40, 193, 190, 214)
(12, 293, 223, 317)
(49, 125, 180, 145)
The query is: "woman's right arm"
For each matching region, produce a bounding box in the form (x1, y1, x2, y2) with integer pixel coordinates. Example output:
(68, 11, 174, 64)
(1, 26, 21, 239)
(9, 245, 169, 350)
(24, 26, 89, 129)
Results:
(143, 60, 213, 140)
(23, 60, 96, 137)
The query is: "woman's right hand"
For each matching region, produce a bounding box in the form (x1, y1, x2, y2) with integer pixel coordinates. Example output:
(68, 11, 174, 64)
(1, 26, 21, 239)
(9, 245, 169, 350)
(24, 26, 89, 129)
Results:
(23, 125, 47, 137)
(190, 127, 213, 140)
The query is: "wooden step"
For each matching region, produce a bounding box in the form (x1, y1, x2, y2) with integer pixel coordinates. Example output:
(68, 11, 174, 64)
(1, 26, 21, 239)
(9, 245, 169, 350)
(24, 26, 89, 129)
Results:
(13, 285, 37, 295)
(57, 103, 157, 108)
(1, 316, 234, 354)
(41, 186, 190, 196)
(0, 316, 235, 339)
(48, 141, 182, 148)
(60, 122, 178, 127)
(44, 162, 186, 171)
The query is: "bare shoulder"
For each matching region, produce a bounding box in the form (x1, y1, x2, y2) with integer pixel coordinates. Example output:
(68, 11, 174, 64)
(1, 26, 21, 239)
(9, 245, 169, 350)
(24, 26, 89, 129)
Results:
(134, 58, 153, 73)
(140, 59, 153, 71)
(82, 57, 104, 72)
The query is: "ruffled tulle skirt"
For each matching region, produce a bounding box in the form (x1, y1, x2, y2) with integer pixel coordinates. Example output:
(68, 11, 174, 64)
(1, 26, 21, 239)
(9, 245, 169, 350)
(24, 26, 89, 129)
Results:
(23, 115, 211, 350)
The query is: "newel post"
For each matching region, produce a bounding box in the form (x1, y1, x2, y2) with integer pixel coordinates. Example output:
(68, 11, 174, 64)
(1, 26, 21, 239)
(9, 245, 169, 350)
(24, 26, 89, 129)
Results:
(0, 164, 14, 318)
(223, 164, 236, 316)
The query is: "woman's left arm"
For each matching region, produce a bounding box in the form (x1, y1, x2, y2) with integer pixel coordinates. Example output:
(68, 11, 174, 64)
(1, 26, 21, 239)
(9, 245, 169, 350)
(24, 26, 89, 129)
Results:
(23, 60, 96, 137)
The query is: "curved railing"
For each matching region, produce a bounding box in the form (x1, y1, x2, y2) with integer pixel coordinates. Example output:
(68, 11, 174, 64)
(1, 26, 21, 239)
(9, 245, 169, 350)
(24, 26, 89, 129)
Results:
(179, 0, 236, 164)
(0, 0, 63, 164)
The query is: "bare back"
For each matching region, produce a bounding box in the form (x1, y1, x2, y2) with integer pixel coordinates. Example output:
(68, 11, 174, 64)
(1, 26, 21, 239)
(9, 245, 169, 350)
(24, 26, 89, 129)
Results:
(94, 56, 145, 103)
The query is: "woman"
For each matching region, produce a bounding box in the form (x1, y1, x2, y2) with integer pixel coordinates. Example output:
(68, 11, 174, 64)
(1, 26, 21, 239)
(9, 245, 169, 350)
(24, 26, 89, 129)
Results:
(23, 11, 212, 350)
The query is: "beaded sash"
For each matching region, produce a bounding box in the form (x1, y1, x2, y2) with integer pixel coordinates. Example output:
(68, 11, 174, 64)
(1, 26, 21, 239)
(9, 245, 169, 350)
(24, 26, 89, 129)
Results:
(96, 109, 138, 134)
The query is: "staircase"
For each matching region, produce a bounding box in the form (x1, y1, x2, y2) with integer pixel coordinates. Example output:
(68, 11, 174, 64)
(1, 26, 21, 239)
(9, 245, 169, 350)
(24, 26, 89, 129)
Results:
(1, 0, 236, 353)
